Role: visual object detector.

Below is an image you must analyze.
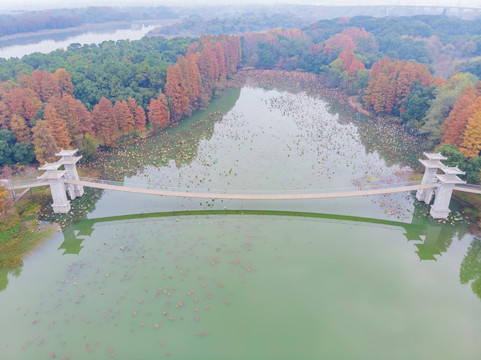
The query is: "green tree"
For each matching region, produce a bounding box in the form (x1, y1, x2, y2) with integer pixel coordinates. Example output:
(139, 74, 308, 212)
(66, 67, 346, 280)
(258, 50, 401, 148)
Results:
(401, 81, 436, 131)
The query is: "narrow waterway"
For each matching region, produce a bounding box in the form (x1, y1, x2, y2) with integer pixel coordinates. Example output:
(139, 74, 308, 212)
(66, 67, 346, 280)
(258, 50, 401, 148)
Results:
(1, 86, 480, 360)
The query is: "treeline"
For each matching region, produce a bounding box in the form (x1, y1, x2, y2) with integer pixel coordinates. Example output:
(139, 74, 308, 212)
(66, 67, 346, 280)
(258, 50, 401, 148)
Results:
(149, 13, 310, 37)
(0, 35, 241, 167)
(0, 36, 195, 109)
(0, 7, 177, 38)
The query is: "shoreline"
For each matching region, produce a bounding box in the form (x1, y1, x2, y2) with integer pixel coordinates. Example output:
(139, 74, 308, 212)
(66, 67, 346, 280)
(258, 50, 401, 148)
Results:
(0, 18, 179, 43)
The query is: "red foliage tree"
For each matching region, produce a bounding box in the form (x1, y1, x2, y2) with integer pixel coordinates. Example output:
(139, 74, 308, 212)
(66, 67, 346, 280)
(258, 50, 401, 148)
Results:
(147, 92, 170, 129)
(324, 34, 356, 55)
(91, 97, 118, 146)
(337, 50, 365, 76)
(43, 103, 71, 150)
(127, 98, 146, 132)
(441, 86, 478, 146)
(165, 63, 190, 123)
(114, 100, 134, 135)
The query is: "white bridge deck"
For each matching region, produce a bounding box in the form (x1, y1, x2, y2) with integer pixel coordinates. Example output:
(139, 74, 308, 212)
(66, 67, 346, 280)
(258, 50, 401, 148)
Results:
(10, 179, 481, 200)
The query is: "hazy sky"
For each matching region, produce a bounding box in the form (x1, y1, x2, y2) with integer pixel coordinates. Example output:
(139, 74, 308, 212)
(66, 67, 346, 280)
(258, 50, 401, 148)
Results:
(2, 0, 480, 11)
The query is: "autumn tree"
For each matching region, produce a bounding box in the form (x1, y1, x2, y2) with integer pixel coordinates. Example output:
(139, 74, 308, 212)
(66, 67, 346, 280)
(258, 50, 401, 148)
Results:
(59, 94, 93, 139)
(32, 120, 58, 164)
(10, 114, 31, 145)
(197, 45, 217, 97)
(186, 53, 203, 109)
(441, 86, 479, 146)
(460, 108, 481, 158)
(420, 72, 476, 148)
(91, 97, 118, 147)
(114, 100, 134, 135)
(43, 103, 71, 150)
(324, 33, 356, 56)
(165, 63, 189, 123)
(337, 50, 365, 76)
(54, 68, 74, 95)
(5, 88, 41, 122)
(395, 62, 432, 112)
(26, 70, 60, 102)
(147, 92, 170, 129)
(127, 98, 146, 132)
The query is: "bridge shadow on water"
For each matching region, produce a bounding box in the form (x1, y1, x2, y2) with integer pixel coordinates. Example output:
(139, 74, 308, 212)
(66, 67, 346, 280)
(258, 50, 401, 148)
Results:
(2, 209, 481, 302)
(60, 207, 458, 261)
(56, 207, 481, 301)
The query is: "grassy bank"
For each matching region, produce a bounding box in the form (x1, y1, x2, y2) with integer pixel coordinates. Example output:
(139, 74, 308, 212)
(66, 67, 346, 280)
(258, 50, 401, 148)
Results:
(0, 187, 58, 268)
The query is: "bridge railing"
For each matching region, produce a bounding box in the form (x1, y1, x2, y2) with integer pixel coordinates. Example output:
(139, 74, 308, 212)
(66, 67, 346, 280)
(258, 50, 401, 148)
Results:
(10, 179, 49, 190)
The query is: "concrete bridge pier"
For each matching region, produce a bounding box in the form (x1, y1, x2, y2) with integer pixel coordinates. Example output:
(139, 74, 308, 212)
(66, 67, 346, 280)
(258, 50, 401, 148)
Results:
(416, 152, 446, 203)
(430, 166, 465, 219)
(38, 163, 71, 214)
(56, 149, 83, 199)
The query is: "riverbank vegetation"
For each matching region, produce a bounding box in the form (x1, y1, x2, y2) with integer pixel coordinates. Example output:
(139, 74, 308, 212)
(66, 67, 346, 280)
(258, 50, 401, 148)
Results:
(0, 186, 55, 267)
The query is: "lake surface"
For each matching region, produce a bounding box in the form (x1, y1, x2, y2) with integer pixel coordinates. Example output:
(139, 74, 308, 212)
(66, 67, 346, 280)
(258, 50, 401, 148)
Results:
(1, 86, 481, 359)
(0, 22, 164, 59)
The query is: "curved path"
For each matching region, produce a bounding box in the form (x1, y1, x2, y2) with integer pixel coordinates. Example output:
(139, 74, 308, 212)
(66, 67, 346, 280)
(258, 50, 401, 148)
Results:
(65, 179, 436, 200)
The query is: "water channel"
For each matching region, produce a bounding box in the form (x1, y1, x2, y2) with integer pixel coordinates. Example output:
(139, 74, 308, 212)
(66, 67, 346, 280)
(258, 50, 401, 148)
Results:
(1, 86, 481, 359)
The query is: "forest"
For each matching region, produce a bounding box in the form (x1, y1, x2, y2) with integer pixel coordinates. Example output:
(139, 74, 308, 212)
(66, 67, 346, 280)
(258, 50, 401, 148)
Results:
(1, 14, 481, 183)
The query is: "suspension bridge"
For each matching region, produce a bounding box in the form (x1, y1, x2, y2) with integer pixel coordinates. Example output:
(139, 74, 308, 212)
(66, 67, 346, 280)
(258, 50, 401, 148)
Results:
(2, 150, 480, 219)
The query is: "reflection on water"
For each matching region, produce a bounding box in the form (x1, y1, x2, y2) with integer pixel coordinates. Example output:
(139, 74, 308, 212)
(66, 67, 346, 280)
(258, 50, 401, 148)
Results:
(0, 266, 22, 292)
(460, 238, 481, 300)
(56, 208, 481, 301)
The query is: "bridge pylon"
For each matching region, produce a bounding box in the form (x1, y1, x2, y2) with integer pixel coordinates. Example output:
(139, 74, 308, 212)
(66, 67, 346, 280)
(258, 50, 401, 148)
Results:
(416, 152, 446, 203)
(56, 149, 83, 199)
(37, 162, 71, 214)
(430, 166, 465, 219)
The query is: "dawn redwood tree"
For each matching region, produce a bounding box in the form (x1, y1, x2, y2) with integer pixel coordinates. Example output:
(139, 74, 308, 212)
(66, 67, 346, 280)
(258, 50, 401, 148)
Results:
(197, 45, 216, 96)
(441, 86, 479, 146)
(54, 68, 74, 96)
(91, 97, 118, 147)
(32, 120, 58, 164)
(61, 94, 93, 138)
(127, 98, 146, 132)
(147, 92, 170, 129)
(9, 114, 31, 145)
(186, 53, 203, 109)
(165, 63, 189, 123)
(460, 109, 481, 158)
(5, 88, 41, 122)
(43, 103, 71, 150)
(114, 100, 134, 135)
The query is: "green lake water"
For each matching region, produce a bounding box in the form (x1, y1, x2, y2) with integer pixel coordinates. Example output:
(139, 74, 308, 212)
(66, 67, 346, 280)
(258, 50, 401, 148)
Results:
(1, 87, 481, 359)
